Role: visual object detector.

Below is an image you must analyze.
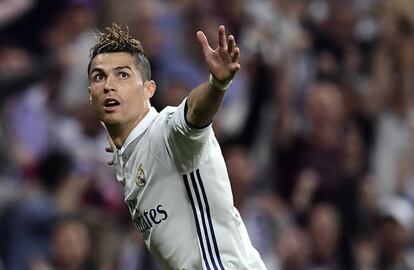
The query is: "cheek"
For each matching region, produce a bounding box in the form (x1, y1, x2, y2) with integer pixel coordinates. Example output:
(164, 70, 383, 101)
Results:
(126, 88, 146, 105)
(126, 95, 145, 115)
(90, 94, 99, 107)
(89, 92, 102, 112)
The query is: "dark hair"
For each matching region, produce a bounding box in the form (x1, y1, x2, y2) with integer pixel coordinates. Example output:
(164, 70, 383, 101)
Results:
(87, 22, 151, 81)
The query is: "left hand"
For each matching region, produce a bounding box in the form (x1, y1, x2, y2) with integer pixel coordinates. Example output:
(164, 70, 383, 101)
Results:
(197, 25, 241, 83)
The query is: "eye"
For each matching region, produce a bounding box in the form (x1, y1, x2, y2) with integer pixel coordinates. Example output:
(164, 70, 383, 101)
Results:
(119, 72, 129, 79)
(94, 73, 105, 81)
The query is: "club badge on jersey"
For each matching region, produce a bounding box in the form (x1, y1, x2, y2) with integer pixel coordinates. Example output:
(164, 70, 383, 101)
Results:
(135, 163, 146, 188)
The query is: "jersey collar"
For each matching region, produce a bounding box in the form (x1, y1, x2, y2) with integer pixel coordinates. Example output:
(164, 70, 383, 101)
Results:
(118, 107, 158, 156)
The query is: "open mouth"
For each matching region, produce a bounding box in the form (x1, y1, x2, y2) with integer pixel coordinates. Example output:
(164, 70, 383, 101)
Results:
(104, 98, 120, 108)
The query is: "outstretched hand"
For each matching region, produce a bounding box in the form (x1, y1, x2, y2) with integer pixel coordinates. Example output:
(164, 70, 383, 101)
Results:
(197, 25, 240, 83)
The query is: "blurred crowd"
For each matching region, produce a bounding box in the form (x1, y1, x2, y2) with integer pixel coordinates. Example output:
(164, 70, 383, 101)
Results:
(1, 0, 414, 269)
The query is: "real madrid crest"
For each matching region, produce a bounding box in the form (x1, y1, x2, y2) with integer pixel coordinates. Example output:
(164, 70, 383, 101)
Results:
(135, 163, 146, 188)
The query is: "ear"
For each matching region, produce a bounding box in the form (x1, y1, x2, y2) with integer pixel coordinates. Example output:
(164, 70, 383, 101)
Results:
(144, 80, 156, 99)
(88, 86, 92, 104)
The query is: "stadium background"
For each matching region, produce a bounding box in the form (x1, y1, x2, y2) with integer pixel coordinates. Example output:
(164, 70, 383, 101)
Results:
(0, 0, 413, 269)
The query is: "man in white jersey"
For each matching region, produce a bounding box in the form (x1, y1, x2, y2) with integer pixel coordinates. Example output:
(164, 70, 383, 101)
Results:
(87, 23, 267, 270)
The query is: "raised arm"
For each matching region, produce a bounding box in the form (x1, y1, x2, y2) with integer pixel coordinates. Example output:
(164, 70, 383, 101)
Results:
(186, 25, 241, 128)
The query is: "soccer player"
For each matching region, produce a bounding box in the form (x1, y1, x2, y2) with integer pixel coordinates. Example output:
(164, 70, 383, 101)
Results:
(88, 23, 267, 270)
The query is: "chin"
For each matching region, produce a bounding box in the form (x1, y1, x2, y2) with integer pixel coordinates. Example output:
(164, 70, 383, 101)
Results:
(100, 114, 122, 125)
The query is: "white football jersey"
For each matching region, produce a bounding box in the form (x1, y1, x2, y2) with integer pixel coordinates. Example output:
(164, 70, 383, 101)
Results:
(113, 98, 267, 270)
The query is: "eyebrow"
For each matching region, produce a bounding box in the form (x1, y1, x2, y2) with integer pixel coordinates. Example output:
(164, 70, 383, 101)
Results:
(89, 67, 104, 75)
(114, 66, 133, 71)
(89, 66, 132, 76)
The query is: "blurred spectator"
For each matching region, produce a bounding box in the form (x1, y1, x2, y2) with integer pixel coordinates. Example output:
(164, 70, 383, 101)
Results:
(274, 225, 310, 270)
(375, 196, 414, 270)
(353, 235, 378, 270)
(307, 203, 342, 269)
(29, 215, 97, 270)
(3, 150, 80, 270)
(224, 144, 287, 269)
(276, 81, 347, 205)
(0, 0, 35, 29)
(224, 145, 257, 209)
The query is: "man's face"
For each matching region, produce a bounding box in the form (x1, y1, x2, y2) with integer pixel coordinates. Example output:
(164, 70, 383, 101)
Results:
(88, 52, 154, 126)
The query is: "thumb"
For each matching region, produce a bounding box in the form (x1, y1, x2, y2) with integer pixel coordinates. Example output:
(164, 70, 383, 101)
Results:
(196, 31, 211, 57)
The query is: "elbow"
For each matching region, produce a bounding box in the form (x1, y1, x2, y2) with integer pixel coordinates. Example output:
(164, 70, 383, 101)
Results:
(186, 105, 212, 128)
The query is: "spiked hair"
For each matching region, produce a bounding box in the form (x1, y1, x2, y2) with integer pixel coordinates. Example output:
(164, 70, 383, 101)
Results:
(87, 23, 151, 81)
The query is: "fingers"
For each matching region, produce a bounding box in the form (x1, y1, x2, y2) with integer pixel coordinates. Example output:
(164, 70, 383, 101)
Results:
(218, 26, 241, 75)
(231, 46, 240, 63)
(228, 35, 236, 54)
(218, 25, 227, 51)
(228, 34, 240, 65)
(198, 25, 239, 61)
(196, 31, 212, 57)
(200, 25, 241, 80)
(221, 27, 240, 65)
(230, 62, 241, 73)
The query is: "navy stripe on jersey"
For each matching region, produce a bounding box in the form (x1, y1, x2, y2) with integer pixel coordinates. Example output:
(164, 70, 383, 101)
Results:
(190, 171, 219, 270)
(183, 174, 211, 270)
(183, 169, 225, 270)
(196, 169, 225, 270)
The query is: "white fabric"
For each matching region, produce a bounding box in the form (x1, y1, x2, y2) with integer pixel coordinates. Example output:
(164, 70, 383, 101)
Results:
(113, 98, 267, 270)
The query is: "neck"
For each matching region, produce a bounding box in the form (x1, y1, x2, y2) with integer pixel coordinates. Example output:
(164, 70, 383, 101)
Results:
(106, 108, 150, 149)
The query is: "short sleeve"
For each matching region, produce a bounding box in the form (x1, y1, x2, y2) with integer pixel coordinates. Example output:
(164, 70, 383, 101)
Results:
(163, 98, 212, 173)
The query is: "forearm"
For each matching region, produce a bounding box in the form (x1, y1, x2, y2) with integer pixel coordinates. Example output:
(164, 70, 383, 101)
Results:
(186, 80, 226, 128)
(186, 25, 239, 128)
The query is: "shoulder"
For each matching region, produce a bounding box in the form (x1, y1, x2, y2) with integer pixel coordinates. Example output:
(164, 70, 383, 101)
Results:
(145, 106, 179, 158)
(147, 106, 178, 133)
(152, 101, 191, 130)
(145, 104, 175, 121)
(159, 105, 179, 118)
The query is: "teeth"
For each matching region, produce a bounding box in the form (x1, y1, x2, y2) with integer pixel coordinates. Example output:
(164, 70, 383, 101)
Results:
(105, 100, 119, 107)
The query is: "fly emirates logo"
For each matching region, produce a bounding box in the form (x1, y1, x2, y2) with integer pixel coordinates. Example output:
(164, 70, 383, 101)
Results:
(127, 200, 168, 233)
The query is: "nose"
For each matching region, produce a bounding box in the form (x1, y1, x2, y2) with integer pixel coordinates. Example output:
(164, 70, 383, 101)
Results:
(104, 74, 117, 93)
